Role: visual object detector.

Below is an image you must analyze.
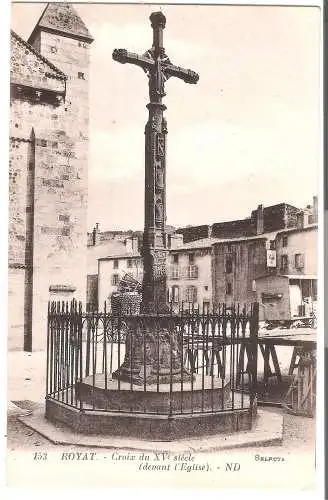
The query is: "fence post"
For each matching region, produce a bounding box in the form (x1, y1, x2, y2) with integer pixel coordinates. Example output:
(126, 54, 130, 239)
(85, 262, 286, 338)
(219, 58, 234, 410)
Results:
(250, 302, 259, 410)
(78, 302, 83, 410)
(46, 301, 50, 399)
(85, 308, 91, 378)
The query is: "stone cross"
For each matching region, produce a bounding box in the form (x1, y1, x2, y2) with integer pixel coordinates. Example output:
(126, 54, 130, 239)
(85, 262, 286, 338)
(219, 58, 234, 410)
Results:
(113, 11, 199, 313)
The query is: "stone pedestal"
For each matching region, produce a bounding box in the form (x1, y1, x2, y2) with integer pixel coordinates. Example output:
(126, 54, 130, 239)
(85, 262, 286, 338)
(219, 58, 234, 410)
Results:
(112, 327, 193, 385)
(76, 374, 231, 414)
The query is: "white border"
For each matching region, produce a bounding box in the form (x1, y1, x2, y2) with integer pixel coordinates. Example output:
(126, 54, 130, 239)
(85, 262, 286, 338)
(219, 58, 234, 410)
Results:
(1, 1, 324, 499)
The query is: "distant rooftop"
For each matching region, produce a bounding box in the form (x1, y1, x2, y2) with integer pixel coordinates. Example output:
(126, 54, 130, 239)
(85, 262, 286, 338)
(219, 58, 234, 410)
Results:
(99, 252, 141, 261)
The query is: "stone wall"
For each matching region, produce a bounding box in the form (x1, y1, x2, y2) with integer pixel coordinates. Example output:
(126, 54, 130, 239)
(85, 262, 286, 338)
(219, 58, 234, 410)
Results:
(212, 239, 267, 308)
(176, 225, 210, 243)
(250, 203, 299, 234)
(10, 31, 65, 93)
(211, 218, 252, 239)
(9, 26, 90, 350)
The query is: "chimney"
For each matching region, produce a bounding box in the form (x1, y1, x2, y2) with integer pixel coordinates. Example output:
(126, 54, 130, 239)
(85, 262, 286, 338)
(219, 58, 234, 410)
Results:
(92, 222, 100, 246)
(169, 233, 183, 249)
(125, 236, 138, 253)
(132, 236, 138, 251)
(296, 212, 304, 229)
(256, 204, 264, 235)
(312, 195, 318, 223)
(125, 237, 132, 252)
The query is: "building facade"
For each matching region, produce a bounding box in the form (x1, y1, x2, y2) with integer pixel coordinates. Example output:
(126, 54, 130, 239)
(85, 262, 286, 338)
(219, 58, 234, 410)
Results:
(98, 254, 143, 308)
(93, 198, 317, 318)
(176, 200, 317, 243)
(255, 224, 317, 321)
(212, 236, 268, 310)
(212, 224, 317, 321)
(9, 3, 93, 350)
(90, 226, 183, 309)
(167, 239, 214, 309)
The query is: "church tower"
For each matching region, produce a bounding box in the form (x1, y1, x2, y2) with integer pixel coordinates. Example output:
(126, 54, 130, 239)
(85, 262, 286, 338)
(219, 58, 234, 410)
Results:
(9, 3, 93, 350)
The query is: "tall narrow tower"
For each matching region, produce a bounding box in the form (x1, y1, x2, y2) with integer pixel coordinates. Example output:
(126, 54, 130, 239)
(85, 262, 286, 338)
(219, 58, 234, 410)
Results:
(25, 3, 93, 348)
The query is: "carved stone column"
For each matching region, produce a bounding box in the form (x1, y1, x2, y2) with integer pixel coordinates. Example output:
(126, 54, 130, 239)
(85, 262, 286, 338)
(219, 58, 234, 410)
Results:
(141, 102, 169, 313)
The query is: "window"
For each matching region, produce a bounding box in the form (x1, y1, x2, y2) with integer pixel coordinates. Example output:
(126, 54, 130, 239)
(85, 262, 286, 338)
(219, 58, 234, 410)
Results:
(295, 253, 304, 269)
(127, 260, 132, 268)
(111, 274, 119, 286)
(204, 286, 208, 291)
(113, 259, 119, 269)
(173, 254, 179, 264)
(171, 266, 180, 279)
(187, 265, 198, 279)
(78, 72, 85, 80)
(226, 283, 232, 295)
(188, 253, 195, 264)
(203, 301, 210, 314)
(185, 286, 197, 303)
(59, 215, 69, 222)
(172, 285, 179, 303)
(225, 257, 233, 274)
(269, 240, 276, 250)
(281, 254, 288, 272)
(282, 235, 288, 248)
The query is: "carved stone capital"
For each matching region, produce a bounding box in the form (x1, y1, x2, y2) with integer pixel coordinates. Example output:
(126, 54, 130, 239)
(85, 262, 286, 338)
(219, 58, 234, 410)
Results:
(112, 48, 128, 64)
(149, 11, 166, 29)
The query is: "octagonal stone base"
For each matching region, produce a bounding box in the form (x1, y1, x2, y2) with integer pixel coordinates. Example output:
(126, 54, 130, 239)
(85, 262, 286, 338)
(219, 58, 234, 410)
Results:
(45, 398, 255, 441)
(75, 374, 231, 414)
(45, 374, 256, 440)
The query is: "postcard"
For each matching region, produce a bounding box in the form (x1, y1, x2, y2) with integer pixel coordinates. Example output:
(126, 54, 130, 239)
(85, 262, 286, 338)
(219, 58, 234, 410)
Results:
(6, 0, 322, 494)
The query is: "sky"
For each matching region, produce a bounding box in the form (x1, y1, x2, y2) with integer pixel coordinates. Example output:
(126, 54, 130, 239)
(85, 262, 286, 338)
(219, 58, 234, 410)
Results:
(11, 2, 321, 231)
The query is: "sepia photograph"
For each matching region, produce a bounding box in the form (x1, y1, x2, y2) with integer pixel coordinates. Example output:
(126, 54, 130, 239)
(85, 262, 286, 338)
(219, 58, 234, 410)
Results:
(6, 0, 321, 492)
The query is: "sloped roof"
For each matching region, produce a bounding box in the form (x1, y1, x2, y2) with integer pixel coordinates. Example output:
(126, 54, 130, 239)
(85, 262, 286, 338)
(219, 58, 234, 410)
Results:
(28, 3, 93, 44)
(87, 240, 139, 274)
(174, 238, 221, 251)
(99, 253, 142, 261)
(11, 30, 66, 93)
(11, 30, 66, 80)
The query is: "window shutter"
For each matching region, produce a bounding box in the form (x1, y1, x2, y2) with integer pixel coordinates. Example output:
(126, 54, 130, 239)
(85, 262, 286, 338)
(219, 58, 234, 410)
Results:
(184, 287, 190, 302)
(173, 286, 179, 303)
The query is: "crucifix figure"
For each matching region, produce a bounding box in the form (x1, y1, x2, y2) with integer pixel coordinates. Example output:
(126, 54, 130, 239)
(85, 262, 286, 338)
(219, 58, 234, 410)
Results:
(113, 11, 199, 313)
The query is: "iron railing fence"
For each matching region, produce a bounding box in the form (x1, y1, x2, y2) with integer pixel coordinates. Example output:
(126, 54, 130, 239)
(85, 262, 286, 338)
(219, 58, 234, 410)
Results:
(46, 300, 259, 416)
